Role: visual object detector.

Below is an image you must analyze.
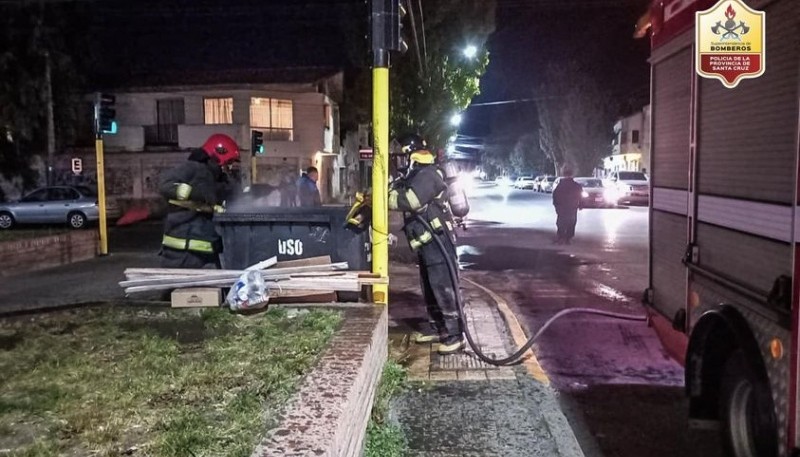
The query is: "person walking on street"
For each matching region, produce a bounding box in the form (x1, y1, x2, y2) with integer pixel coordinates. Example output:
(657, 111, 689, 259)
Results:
(388, 134, 465, 355)
(158, 133, 240, 268)
(552, 165, 582, 245)
(296, 166, 322, 207)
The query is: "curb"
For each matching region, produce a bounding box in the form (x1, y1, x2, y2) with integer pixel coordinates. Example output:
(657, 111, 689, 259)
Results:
(252, 305, 387, 457)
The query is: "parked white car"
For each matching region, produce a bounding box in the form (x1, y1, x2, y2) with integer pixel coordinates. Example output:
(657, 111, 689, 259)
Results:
(540, 176, 557, 193)
(608, 171, 650, 204)
(513, 176, 536, 189)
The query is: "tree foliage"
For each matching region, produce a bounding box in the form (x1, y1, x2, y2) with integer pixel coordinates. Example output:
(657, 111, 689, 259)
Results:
(537, 60, 614, 176)
(0, 2, 88, 194)
(479, 102, 552, 177)
(389, 0, 495, 149)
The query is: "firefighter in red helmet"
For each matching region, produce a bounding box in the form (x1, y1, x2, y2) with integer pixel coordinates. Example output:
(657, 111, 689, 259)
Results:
(158, 134, 240, 268)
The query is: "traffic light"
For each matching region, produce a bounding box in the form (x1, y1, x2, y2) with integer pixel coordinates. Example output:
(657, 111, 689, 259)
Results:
(371, 0, 408, 54)
(94, 93, 116, 136)
(396, 0, 409, 54)
(251, 130, 264, 155)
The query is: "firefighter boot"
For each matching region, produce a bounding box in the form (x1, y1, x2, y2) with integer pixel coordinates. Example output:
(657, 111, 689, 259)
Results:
(438, 335, 466, 355)
(412, 332, 440, 344)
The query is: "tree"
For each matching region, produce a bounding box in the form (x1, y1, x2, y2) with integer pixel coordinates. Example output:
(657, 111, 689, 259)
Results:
(389, 0, 495, 149)
(509, 133, 551, 175)
(479, 101, 551, 177)
(0, 2, 88, 196)
(537, 60, 614, 176)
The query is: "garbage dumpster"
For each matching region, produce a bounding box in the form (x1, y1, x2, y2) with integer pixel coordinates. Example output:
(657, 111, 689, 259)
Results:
(215, 207, 371, 271)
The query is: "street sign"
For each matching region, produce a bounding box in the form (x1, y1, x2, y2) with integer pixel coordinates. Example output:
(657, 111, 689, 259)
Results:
(71, 158, 83, 174)
(359, 149, 374, 160)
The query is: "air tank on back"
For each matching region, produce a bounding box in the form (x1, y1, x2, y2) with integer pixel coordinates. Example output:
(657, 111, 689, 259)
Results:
(441, 161, 470, 218)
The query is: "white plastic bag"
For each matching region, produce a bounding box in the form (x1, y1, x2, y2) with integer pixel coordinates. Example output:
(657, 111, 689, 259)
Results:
(226, 270, 270, 311)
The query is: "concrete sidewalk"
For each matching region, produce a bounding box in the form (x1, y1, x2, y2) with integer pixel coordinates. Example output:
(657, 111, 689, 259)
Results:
(0, 252, 161, 314)
(388, 263, 585, 457)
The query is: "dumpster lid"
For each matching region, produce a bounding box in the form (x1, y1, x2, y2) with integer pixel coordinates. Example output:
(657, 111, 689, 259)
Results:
(215, 206, 350, 224)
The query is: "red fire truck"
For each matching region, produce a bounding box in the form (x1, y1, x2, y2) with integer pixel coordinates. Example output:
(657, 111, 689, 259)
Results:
(645, 0, 798, 456)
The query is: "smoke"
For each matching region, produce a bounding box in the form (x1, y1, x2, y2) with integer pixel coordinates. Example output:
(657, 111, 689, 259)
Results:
(226, 183, 297, 212)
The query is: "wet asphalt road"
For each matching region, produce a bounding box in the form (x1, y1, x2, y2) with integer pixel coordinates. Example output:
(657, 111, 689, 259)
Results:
(457, 182, 722, 457)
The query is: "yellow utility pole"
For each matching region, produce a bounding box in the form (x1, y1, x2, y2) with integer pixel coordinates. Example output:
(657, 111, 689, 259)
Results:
(94, 92, 115, 256)
(371, 61, 390, 304)
(95, 137, 108, 255)
(370, 0, 405, 304)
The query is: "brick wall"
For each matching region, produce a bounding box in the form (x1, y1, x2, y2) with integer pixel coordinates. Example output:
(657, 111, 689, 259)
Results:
(254, 305, 388, 457)
(0, 231, 97, 277)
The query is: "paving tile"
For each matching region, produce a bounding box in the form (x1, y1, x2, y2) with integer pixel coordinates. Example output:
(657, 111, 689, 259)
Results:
(456, 370, 488, 381)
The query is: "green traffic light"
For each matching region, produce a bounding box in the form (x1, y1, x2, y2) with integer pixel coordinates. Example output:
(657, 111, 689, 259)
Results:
(102, 120, 118, 135)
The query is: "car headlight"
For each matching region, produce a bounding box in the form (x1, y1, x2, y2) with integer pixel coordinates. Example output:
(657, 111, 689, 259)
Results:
(581, 191, 589, 198)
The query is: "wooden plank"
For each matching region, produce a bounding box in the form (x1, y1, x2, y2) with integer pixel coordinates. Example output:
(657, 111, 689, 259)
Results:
(269, 289, 337, 304)
(124, 262, 347, 278)
(121, 263, 350, 287)
(245, 256, 278, 271)
(274, 255, 332, 268)
(124, 276, 387, 295)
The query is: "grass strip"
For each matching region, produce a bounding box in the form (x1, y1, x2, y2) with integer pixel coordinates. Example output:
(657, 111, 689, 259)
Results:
(0, 306, 340, 457)
(364, 361, 408, 457)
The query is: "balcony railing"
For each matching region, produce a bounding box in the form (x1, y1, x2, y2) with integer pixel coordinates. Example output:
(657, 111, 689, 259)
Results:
(144, 124, 179, 146)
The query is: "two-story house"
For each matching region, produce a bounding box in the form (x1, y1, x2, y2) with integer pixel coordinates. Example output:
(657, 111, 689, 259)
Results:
(603, 105, 651, 176)
(62, 67, 343, 211)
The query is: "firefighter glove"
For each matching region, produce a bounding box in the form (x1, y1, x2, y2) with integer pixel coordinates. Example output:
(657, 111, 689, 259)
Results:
(175, 183, 192, 201)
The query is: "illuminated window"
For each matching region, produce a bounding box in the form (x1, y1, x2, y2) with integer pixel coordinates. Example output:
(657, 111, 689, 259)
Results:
(250, 97, 294, 141)
(204, 98, 233, 124)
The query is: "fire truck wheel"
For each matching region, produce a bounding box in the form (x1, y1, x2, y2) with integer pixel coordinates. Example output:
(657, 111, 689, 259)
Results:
(719, 350, 778, 457)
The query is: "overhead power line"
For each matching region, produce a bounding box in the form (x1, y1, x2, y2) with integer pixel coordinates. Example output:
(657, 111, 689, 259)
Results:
(469, 96, 559, 107)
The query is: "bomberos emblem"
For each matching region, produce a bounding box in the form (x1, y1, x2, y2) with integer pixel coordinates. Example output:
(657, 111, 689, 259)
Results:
(696, 0, 765, 88)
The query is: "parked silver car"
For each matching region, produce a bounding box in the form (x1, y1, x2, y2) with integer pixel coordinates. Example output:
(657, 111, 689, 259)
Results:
(0, 186, 119, 230)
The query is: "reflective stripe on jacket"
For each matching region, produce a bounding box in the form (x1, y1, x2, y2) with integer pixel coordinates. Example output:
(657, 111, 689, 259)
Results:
(162, 235, 215, 253)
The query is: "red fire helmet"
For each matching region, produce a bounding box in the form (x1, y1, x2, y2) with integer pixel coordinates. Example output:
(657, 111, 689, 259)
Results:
(201, 134, 240, 166)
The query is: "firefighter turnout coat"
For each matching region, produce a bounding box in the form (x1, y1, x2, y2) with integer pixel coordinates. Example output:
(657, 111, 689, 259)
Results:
(388, 161, 463, 340)
(158, 150, 227, 266)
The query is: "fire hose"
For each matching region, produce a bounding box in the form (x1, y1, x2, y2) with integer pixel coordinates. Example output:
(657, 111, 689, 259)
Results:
(414, 214, 648, 367)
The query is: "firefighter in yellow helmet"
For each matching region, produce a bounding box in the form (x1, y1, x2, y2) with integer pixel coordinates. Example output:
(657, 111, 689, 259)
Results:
(389, 134, 465, 355)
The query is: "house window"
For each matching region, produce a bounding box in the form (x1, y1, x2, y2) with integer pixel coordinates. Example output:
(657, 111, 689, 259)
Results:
(324, 105, 332, 129)
(204, 98, 233, 124)
(620, 131, 627, 144)
(250, 97, 294, 141)
(631, 129, 640, 144)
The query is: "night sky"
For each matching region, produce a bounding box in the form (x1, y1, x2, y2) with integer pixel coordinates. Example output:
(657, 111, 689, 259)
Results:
(85, 0, 652, 141)
(461, 0, 652, 137)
